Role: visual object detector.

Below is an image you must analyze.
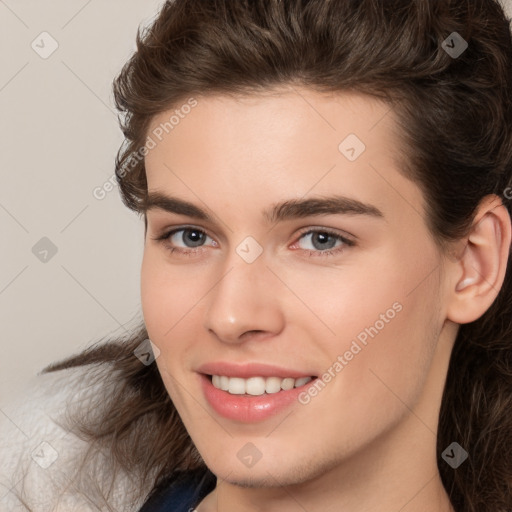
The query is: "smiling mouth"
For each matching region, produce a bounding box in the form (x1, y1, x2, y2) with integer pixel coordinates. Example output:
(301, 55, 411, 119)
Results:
(206, 374, 317, 396)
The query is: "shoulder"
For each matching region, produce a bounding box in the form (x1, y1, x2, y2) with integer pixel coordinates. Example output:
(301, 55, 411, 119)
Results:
(0, 365, 146, 511)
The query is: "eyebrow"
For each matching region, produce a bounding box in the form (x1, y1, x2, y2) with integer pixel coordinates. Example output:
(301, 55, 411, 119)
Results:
(144, 191, 384, 224)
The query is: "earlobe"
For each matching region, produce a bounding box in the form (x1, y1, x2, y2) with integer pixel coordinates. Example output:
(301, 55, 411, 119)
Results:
(446, 195, 511, 324)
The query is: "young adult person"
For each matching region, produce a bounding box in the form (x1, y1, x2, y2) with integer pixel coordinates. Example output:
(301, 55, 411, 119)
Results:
(2, 1, 512, 511)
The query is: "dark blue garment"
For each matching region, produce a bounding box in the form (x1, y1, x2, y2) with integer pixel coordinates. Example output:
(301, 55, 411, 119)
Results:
(139, 468, 216, 512)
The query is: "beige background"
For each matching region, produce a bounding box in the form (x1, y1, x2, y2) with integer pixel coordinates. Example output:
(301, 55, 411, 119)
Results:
(1, 0, 512, 406)
(0, 0, 163, 405)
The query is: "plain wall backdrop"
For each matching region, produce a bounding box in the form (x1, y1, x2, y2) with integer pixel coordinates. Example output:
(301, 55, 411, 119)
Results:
(1, 0, 512, 406)
(0, 0, 164, 406)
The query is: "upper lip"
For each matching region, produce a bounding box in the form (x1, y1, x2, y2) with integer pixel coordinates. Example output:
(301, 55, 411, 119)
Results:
(196, 362, 316, 379)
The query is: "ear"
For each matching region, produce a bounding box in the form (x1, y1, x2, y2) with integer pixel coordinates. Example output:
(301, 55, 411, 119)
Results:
(446, 194, 511, 324)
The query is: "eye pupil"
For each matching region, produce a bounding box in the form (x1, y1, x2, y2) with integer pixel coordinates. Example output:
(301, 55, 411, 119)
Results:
(184, 229, 205, 247)
(312, 232, 336, 250)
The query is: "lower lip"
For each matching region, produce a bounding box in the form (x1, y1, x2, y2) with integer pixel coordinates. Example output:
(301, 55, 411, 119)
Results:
(199, 374, 316, 423)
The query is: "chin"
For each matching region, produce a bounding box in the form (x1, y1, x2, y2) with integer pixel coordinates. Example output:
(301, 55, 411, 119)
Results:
(206, 457, 327, 489)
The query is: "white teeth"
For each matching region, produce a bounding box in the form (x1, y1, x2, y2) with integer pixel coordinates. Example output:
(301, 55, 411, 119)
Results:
(294, 377, 312, 388)
(246, 377, 266, 395)
(265, 376, 282, 394)
(210, 375, 313, 395)
(281, 377, 295, 390)
(219, 375, 230, 391)
(228, 377, 246, 395)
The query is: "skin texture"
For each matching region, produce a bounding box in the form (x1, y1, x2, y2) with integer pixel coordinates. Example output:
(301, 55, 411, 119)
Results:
(140, 86, 510, 512)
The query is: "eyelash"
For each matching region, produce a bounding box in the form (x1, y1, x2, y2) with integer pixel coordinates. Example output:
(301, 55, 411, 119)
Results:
(152, 226, 355, 258)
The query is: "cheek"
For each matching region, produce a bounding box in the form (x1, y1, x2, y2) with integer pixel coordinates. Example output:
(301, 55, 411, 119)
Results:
(141, 249, 203, 339)
(308, 251, 442, 412)
(140, 249, 220, 394)
(140, 251, 202, 404)
(140, 255, 168, 341)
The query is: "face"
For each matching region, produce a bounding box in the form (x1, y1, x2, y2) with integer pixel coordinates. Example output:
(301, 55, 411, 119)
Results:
(141, 87, 452, 487)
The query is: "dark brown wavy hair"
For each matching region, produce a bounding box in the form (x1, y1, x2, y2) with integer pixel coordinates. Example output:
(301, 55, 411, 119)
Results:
(41, 0, 512, 510)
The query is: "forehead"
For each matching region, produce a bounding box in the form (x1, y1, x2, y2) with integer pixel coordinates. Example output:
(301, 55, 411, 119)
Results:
(144, 87, 425, 226)
(146, 87, 395, 159)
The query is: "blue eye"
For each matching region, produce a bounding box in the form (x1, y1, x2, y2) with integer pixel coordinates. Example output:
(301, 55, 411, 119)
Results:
(155, 227, 215, 254)
(168, 228, 213, 248)
(153, 226, 354, 258)
(293, 229, 354, 257)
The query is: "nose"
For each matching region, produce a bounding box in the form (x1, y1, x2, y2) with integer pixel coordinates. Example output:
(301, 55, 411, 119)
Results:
(203, 255, 285, 345)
